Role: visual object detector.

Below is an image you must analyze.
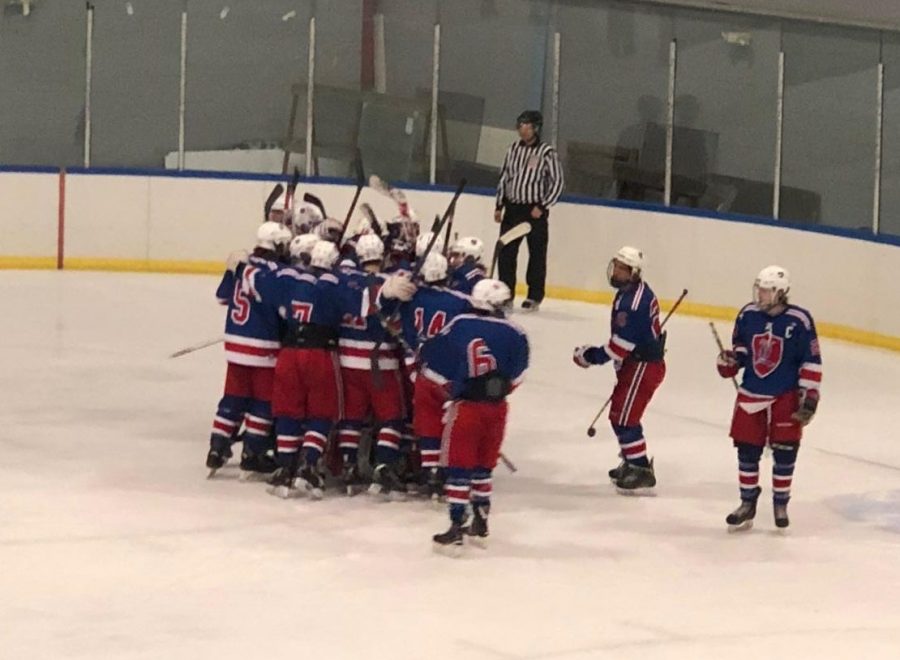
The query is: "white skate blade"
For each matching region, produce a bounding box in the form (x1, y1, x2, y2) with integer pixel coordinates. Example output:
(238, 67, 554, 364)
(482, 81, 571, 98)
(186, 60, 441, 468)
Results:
(467, 535, 488, 550)
(206, 468, 219, 480)
(432, 541, 464, 558)
(727, 520, 754, 533)
(615, 486, 657, 497)
(294, 477, 324, 500)
(239, 470, 270, 483)
(267, 484, 299, 499)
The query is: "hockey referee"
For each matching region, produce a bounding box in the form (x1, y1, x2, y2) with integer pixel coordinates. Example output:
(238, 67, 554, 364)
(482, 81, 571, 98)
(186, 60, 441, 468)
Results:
(494, 110, 564, 312)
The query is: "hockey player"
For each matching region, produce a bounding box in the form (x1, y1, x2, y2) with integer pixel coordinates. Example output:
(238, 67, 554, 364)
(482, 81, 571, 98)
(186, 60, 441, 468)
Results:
(207, 221, 292, 478)
(397, 253, 472, 498)
(335, 233, 416, 497)
(419, 279, 529, 553)
(448, 236, 486, 295)
(716, 266, 822, 530)
(572, 246, 666, 494)
(269, 240, 343, 499)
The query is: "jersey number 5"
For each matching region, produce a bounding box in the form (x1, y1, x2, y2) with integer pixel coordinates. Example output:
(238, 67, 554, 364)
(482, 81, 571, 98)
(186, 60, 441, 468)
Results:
(230, 266, 258, 326)
(467, 338, 497, 377)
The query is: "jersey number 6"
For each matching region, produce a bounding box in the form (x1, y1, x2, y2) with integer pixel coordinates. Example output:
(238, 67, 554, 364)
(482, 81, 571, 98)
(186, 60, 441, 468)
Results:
(467, 338, 497, 377)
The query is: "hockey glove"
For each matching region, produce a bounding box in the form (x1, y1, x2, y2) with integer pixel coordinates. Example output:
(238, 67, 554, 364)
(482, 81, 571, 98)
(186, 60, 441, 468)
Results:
(573, 345, 610, 368)
(226, 249, 249, 273)
(792, 389, 819, 426)
(716, 350, 740, 379)
(380, 272, 417, 301)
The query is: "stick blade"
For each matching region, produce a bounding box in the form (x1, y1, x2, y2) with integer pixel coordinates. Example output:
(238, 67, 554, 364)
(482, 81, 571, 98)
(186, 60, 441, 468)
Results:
(498, 222, 531, 246)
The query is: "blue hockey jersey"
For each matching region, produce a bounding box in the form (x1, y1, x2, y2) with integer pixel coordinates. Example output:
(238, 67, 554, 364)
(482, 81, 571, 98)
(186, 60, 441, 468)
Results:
(587, 280, 663, 364)
(448, 262, 486, 295)
(215, 256, 283, 367)
(731, 303, 822, 400)
(275, 267, 343, 331)
(419, 313, 529, 400)
(400, 285, 472, 351)
(338, 268, 399, 371)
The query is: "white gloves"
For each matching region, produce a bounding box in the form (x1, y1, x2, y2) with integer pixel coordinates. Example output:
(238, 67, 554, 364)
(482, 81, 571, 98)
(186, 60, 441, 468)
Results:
(380, 272, 417, 301)
(226, 250, 248, 273)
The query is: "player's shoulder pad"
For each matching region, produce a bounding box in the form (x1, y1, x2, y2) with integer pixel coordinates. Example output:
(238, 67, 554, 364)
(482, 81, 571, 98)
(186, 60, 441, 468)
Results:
(785, 304, 814, 331)
(737, 302, 759, 319)
(317, 272, 339, 285)
(248, 256, 279, 271)
(277, 267, 316, 284)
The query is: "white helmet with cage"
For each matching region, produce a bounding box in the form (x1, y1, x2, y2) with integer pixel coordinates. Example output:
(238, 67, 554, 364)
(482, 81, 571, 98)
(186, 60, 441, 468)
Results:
(294, 201, 324, 232)
(607, 245, 644, 288)
(753, 265, 790, 310)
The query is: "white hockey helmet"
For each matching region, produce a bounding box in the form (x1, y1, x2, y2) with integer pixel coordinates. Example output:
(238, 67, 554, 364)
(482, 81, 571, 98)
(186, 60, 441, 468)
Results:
(289, 233, 319, 262)
(753, 265, 790, 310)
(355, 233, 385, 264)
(607, 245, 644, 287)
(415, 231, 445, 259)
(421, 252, 449, 284)
(471, 278, 512, 312)
(315, 217, 343, 243)
(450, 236, 485, 262)
(256, 221, 293, 251)
(309, 240, 339, 271)
(294, 201, 324, 229)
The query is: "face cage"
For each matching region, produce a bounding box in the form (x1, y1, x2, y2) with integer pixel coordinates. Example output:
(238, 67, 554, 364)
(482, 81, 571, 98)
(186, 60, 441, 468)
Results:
(752, 282, 788, 310)
(607, 259, 639, 288)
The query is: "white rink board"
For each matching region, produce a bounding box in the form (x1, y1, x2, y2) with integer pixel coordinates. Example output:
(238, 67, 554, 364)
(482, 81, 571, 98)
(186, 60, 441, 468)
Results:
(0, 171, 898, 338)
(0, 271, 898, 660)
(0, 171, 58, 257)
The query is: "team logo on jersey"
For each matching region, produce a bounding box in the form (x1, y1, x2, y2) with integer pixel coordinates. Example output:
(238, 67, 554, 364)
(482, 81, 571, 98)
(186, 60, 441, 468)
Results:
(751, 331, 783, 378)
(615, 312, 628, 328)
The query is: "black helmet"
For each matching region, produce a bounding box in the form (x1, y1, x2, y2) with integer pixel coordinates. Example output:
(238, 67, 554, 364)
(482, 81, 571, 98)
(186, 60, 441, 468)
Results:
(516, 110, 543, 132)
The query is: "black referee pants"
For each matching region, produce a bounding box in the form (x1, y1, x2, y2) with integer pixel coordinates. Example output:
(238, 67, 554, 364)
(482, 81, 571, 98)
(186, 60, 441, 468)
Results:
(498, 202, 549, 304)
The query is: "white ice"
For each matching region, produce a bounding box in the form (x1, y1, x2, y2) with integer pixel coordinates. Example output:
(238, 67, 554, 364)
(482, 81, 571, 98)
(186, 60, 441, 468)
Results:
(1, 270, 899, 660)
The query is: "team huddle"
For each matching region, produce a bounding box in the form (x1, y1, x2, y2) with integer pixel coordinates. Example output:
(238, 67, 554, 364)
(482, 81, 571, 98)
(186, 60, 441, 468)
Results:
(206, 186, 528, 553)
(205, 184, 823, 553)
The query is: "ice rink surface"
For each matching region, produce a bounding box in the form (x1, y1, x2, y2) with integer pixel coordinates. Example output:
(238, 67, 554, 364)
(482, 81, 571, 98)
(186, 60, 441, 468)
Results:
(2, 270, 899, 660)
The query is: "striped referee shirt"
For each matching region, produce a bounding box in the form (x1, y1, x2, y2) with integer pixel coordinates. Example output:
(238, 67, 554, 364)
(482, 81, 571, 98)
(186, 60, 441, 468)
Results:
(495, 138, 564, 210)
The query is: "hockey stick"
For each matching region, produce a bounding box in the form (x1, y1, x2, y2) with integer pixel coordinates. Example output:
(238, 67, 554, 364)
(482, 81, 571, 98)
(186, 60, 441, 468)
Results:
(709, 322, 739, 391)
(169, 337, 222, 359)
(488, 223, 532, 279)
(586, 288, 689, 437)
(369, 174, 416, 220)
(263, 184, 285, 222)
(370, 179, 467, 380)
(286, 167, 300, 210)
(498, 452, 517, 473)
(359, 202, 383, 237)
(303, 192, 327, 219)
(337, 153, 366, 244)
